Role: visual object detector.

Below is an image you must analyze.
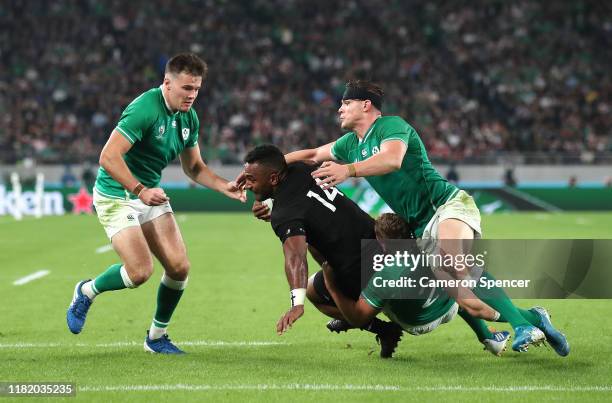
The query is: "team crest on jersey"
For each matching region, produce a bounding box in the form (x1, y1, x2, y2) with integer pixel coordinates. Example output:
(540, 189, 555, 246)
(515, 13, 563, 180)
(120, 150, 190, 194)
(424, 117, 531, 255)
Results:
(372, 146, 380, 154)
(172, 121, 177, 128)
(361, 149, 367, 157)
(182, 128, 190, 140)
(155, 124, 166, 140)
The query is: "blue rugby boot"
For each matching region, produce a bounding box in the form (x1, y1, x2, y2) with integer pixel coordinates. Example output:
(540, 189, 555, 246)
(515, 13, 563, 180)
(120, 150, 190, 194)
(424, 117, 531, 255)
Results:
(144, 331, 185, 354)
(512, 325, 546, 352)
(530, 306, 570, 357)
(66, 280, 93, 334)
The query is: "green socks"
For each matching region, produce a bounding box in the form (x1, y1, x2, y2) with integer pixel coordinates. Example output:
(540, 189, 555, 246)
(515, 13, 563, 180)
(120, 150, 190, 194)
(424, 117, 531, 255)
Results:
(81, 263, 134, 299)
(93, 263, 134, 293)
(149, 274, 187, 339)
(497, 308, 542, 327)
(458, 309, 494, 341)
(473, 271, 531, 329)
(81, 263, 187, 340)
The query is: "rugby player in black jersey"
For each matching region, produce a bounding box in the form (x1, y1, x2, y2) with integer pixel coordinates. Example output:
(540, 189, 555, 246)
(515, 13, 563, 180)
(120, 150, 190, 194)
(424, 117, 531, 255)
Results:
(242, 144, 403, 357)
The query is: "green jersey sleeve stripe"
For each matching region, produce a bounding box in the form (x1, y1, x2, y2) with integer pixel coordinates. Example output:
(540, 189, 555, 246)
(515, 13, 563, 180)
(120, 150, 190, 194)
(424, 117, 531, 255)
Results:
(380, 136, 409, 147)
(361, 292, 384, 309)
(115, 126, 136, 144)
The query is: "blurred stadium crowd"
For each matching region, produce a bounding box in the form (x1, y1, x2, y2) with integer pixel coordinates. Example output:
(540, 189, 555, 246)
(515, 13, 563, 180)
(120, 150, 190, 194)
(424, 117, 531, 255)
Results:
(1, 0, 610, 165)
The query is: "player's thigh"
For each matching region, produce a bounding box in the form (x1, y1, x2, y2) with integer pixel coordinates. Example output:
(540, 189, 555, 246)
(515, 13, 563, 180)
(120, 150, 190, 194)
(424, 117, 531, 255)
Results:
(437, 218, 475, 259)
(141, 212, 189, 278)
(437, 218, 475, 240)
(307, 272, 329, 305)
(111, 226, 155, 280)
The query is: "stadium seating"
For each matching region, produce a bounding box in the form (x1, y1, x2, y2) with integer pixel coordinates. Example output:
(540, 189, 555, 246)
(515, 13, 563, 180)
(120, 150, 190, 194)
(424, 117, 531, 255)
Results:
(0, 0, 610, 165)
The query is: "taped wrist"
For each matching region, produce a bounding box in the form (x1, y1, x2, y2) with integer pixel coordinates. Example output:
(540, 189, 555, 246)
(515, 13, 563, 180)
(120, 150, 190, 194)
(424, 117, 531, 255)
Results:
(290, 288, 306, 307)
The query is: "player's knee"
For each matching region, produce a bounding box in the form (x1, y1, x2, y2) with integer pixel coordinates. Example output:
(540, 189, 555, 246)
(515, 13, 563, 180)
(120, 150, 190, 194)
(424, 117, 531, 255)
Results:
(130, 270, 153, 287)
(166, 258, 190, 281)
(124, 262, 154, 287)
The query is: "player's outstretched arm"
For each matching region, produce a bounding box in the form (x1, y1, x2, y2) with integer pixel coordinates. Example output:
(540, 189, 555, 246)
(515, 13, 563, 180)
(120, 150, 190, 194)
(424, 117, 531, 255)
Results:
(276, 236, 309, 335)
(234, 142, 336, 189)
(321, 262, 380, 327)
(100, 130, 169, 206)
(285, 141, 336, 164)
(180, 145, 246, 202)
(312, 140, 407, 188)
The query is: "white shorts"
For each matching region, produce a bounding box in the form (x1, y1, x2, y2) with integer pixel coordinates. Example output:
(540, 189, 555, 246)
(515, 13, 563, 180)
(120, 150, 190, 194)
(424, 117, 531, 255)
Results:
(402, 302, 459, 336)
(418, 190, 482, 255)
(93, 188, 173, 239)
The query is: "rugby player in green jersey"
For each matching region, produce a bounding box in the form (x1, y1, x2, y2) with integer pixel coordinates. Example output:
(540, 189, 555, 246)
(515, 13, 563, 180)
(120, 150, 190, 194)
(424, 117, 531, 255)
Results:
(278, 80, 568, 355)
(323, 213, 569, 358)
(67, 53, 246, 354)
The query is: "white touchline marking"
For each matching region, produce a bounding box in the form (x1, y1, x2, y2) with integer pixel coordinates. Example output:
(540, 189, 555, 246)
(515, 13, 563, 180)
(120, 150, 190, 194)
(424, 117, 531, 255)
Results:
(95, 245, 114, 254)
(0, 340, 287, 349)
(79, 384, 401, 392)
(76, 384, 612, 393)
(12, 270, 50, 286)
(177, 214, 187, 223)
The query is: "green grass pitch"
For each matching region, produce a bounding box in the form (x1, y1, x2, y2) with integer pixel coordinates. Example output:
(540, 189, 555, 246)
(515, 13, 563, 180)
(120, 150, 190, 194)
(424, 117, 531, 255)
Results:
(1, 212, 611, 402)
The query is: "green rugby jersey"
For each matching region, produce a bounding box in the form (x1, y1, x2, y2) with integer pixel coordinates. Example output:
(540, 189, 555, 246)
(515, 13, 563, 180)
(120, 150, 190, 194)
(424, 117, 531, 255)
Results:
(95, 87, 199, 199)
(361, 261, 455, 327)
(331, 116, 458, 237)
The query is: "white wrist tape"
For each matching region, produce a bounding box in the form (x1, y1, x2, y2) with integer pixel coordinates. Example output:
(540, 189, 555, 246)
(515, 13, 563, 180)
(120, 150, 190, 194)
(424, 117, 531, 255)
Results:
(290, 288, 307, 307)
(262, 198, 274, 212)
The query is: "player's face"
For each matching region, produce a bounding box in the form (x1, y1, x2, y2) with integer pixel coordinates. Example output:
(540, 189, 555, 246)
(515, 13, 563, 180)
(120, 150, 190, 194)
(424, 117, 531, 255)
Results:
(243, 162, 275, 201)
(338, 99, 366, 130)
(164, 72, 202, 112)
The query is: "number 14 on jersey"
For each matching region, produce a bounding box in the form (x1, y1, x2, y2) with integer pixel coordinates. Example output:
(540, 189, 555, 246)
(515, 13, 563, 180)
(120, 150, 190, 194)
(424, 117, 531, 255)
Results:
(306, 178, 344, 212)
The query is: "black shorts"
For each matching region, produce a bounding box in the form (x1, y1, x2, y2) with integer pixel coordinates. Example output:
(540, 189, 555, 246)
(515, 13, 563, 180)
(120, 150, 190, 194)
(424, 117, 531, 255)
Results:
(312, 270, 362, 306)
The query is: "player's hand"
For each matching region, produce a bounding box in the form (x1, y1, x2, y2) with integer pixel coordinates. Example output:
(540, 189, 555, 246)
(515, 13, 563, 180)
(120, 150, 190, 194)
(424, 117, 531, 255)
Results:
(276, 305, 304, 335)
(252, 200, 271, 221)
(312, 161, 350, 188)
(139, 187, 169, 206)
(233, 169, 246, 189)
(223, 180, 247, 203)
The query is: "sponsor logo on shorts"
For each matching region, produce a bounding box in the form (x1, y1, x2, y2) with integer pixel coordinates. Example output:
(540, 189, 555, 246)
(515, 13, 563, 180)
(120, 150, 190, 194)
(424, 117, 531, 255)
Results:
(127, 214, 135, 221)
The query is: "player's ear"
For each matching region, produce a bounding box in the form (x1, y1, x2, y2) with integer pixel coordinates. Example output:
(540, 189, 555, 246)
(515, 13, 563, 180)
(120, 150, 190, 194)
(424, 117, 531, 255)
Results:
(270, 171, 280, 186)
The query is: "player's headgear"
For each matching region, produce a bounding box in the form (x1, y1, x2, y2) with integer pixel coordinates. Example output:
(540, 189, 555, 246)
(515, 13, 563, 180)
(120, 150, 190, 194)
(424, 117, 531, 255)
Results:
(342, 80, 383, 110)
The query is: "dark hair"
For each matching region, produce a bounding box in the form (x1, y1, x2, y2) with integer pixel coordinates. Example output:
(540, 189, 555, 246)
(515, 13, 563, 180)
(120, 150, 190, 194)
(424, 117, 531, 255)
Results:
(375, 213, 412, 239)
(244, 144, 287, 172)
(343, 79, 384, 110)
(165, 53, 208, 79)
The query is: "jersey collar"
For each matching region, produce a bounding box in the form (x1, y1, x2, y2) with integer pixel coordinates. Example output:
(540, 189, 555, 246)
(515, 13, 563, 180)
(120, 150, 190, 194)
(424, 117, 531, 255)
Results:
(358, 116, 381, 144)
(159, 85, 179, 116)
